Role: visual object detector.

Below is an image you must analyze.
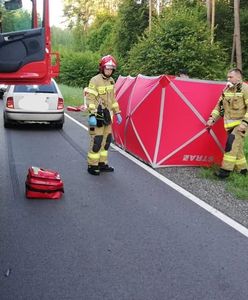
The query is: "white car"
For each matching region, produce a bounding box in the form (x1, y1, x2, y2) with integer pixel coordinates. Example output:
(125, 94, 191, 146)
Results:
(3, 79, 64, 128)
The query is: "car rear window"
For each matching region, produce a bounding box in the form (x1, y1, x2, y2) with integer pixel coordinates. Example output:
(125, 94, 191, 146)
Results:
(14, 82, 57, 94)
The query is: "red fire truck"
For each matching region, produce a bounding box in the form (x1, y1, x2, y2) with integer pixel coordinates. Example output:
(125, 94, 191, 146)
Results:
(0, 0, 59, 84)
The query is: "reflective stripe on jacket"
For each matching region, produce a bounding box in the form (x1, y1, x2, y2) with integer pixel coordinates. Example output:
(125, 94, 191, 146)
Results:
(86, 73, 120, 115)
(210, 82, 248, 130)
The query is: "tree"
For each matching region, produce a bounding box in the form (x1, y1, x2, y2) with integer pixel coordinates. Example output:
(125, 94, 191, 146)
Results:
(239, 3, 248, 76)
(51, 27, 75, 51)
(234, 0, 242, 69)
(86, 12, 116, 52)
(209, 0, 216, 44)
(112, 0, 149, 59)
(1, 9, 31, 32)
(206, 0, 211, 25)
(63, 0, 93, 30)
(59, 50, 99, 87)
(123, 4, 227, 79)
(63, 0, 121, 30)
(214, 0, 233, 53)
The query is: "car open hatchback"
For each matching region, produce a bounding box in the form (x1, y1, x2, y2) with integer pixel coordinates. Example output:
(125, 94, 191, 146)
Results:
(3, 79, 64, 128)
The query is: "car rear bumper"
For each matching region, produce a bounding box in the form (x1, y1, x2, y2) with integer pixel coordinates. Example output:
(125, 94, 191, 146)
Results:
(5, 111, 64, 122)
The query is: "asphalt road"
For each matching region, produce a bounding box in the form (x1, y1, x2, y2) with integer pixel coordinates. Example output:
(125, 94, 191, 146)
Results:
(1, 105, 248, 300)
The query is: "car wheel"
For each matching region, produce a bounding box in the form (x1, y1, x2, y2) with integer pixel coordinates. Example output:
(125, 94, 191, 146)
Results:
(53, 116, 64, 129)
(4, 113, 12, 128)
(55, 122, 63, 129)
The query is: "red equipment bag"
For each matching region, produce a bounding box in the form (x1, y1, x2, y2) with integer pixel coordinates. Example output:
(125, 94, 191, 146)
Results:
(66, 105, 87, 112)
(25, 166, 64, 199)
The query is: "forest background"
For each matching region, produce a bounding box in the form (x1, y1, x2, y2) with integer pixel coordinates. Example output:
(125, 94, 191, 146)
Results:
(3, 0, 248, 89)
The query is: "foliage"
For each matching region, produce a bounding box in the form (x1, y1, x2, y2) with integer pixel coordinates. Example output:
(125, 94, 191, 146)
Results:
(51, 27, 75, 51)
(87, 10, 116, 30)
(171, 0, 204, 8)
(226, 173, 248, 200)
(63, 0, 94, 29)
(86, 13, 116, 53)
(123, 5, 228, 79)
(199, 137, 248, 200)
(59, 84, 84, 106)
(58, 50, 100, 88)
(63, 0, 121, 29)
(112, 0, 149, 59)
(213, 1, 233, 72)
(98, 30, 117, 57)
(213, 0, 248, 79)
(54, 0, 248, 82)
(238, 8, 248, 79)
(240, 0, 248, 8)
(199, 165, 248, 200)
(2, 9, 31, 32)
(71, 27, 88, 52)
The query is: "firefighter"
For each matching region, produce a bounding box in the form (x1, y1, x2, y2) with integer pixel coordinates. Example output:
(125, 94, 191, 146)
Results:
(207, 68, 248, 178)
(85, 55, 122, 176)
(178, 68, 189, 78)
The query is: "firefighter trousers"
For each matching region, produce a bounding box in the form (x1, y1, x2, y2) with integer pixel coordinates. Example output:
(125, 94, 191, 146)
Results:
(221, 126, 247, 172)
(87, 124, 112, 167)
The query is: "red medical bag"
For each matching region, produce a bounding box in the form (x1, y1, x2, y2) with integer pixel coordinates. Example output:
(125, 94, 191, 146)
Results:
(25, 166, 64, 199)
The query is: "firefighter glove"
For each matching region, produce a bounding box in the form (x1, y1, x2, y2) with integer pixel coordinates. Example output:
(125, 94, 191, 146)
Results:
(206, 118, 214, 128)
(238, 123, 247, 136)
(88, 115, 97, 126)
(116, 113, 122, 125)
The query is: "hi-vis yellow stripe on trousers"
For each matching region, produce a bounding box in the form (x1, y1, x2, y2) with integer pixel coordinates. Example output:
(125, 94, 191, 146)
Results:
(223, 154, 236, 163)
(88, 152, 100, 159)
(236, 157, 247, 165)
(100, 150, 108, 158)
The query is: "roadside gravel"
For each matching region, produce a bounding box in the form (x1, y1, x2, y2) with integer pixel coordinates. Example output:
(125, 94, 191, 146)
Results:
(65, 109, 248, 229)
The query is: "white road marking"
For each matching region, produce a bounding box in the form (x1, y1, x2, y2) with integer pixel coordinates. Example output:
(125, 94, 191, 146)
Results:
(65, 113, 248, 238)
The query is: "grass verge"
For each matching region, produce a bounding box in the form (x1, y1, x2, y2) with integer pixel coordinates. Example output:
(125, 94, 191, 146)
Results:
(199, 163, 248, 200)
(59, 84, 83, 107)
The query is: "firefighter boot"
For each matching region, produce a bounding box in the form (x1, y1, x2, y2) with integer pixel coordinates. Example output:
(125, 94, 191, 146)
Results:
(240, 169, 247, 176)
(214, 168, 230, 179)
(99, 162, 114, 172)
(88, 165, 100, 176)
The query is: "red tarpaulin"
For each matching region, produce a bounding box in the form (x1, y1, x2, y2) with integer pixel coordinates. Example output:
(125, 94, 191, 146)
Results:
(113, 74, 227, 168)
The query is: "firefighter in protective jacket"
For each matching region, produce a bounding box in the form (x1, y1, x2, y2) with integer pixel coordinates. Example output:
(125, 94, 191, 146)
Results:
(207, 68, 248, 178)
(85, 55, 122, 175)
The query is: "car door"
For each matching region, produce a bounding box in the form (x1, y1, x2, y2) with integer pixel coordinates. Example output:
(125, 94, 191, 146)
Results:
(0, 28, 46, 73)
(0, 0, 59, 85)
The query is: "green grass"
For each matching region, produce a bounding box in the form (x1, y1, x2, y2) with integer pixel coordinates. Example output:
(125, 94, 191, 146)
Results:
(59, 84, 84, 106)
(199, 166, 248, 200)
(226, 173, 248, 199)
(199, 139, 248, 200)
(198, 165, 218, 180)
(60, 83, 248, 200)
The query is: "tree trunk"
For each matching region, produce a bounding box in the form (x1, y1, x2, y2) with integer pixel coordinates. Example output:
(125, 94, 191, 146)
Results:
(231, 33, 236, 66)
(149, 0, 152, 32)
(234, 0, 242, 69)
(210, 0, 215, 44)
(156, 0, 160, 15)
(206, 0, 211, 27)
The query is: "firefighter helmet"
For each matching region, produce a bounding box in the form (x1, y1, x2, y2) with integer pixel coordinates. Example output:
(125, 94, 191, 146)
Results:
(99, 55, 117, 72)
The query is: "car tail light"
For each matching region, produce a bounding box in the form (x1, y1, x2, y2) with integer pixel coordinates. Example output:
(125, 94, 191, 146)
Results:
(6, 97, 14, 109)
(57, 97, 64, 110)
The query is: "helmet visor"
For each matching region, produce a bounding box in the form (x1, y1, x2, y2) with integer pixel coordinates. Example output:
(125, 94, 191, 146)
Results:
(104, 65, 115, 70)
